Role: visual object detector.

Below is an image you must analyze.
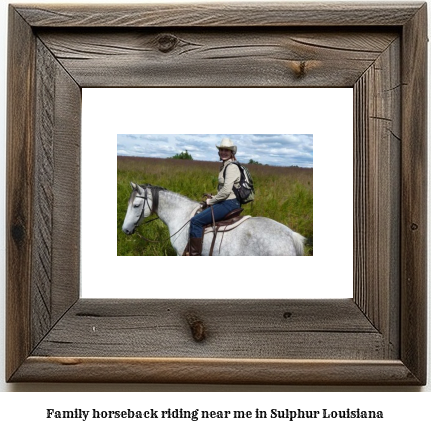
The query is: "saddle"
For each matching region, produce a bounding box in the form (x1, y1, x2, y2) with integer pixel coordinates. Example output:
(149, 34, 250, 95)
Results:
(183, 205, 251, 256)
(204, 207, 250, 256)
(204, 208, 244, 228)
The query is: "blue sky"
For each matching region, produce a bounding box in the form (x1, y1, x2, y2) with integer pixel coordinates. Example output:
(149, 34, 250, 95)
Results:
(117, 134, 313, 167)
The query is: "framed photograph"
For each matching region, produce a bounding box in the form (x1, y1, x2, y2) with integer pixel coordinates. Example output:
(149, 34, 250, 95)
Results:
(6, 2, 427, 384)
(115, 131, 314, 258)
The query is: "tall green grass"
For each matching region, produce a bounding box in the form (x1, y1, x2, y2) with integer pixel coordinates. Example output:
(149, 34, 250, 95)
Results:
(117, 156, 313, 256)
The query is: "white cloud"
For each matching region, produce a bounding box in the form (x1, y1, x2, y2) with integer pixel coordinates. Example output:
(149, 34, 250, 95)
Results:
(117, 134, 313, 167)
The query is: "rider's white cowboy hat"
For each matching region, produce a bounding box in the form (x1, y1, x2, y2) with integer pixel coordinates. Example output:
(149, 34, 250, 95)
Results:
(216, 137, 237, 155)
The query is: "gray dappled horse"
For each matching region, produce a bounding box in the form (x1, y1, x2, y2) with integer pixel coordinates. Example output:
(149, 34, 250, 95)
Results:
(122, 183, 305, 256)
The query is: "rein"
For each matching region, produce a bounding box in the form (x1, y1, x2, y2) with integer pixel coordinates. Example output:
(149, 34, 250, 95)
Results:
(135, 217, 192, 244)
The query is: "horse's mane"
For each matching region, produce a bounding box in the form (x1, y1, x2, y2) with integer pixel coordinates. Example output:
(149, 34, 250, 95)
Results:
(138, 184, 165, 213)
(139, 184, 198, 207)
(139, 183, 166, 192)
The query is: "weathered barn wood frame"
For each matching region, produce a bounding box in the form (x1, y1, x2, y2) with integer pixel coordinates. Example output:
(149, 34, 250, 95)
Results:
(6, 2, 427, 384)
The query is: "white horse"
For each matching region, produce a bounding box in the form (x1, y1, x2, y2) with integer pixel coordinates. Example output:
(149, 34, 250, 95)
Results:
(121, 183, 306, 256)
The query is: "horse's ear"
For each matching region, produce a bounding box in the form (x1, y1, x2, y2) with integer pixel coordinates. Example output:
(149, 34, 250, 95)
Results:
(130, 182, 137, 190)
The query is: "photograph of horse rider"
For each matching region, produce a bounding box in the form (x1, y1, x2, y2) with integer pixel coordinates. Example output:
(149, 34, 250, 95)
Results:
(184, 138, 242, 256)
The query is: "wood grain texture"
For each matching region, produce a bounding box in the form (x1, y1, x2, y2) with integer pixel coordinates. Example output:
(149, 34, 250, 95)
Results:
(6, 2, 427, 385)
(32, 40, 56, 347)
(6, 7, 36, 381)
(353, 38, 401, 358)
(32, 39, 81, 345)
(50, 53, 81, 325)
(400, 3, 428, 385)
(32, 299, 383, 359)
(14, 2, 424, 27)
(12, 357, 420, 385)
(7, 6, 81, 381)
(37, 29, 398, 88)
(32, 38, 81, 349)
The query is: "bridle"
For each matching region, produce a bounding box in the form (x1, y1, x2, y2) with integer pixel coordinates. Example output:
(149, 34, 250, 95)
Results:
(131, 183, 166, 230)
(130, 184, 192, 244)
(133, 184, 160, 227)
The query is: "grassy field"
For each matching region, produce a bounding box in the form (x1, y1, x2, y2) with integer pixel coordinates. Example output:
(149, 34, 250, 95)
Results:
(117, 156, 313, 256)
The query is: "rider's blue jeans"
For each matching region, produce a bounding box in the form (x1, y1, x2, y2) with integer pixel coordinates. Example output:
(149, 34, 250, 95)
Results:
(190, 198, 241, 238)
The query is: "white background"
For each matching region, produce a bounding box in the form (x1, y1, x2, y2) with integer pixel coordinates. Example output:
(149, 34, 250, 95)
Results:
(81, 87, 353, 299)
(0, 0, 429, 420)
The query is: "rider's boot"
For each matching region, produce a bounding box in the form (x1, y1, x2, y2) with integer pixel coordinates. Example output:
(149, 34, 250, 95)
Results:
(189, 237, 203, 256)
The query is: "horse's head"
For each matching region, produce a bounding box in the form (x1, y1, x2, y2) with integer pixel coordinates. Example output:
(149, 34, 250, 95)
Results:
(121, 182, 154, 235)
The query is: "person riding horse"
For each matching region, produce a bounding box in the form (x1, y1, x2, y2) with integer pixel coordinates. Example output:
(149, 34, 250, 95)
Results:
(184, 138, 241, 256)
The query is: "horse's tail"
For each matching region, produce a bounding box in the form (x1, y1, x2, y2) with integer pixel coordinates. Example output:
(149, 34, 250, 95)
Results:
(292, 231, 306, 256)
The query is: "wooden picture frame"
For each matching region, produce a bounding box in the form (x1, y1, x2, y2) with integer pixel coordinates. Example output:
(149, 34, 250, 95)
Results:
(6, 2, 427, 384)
